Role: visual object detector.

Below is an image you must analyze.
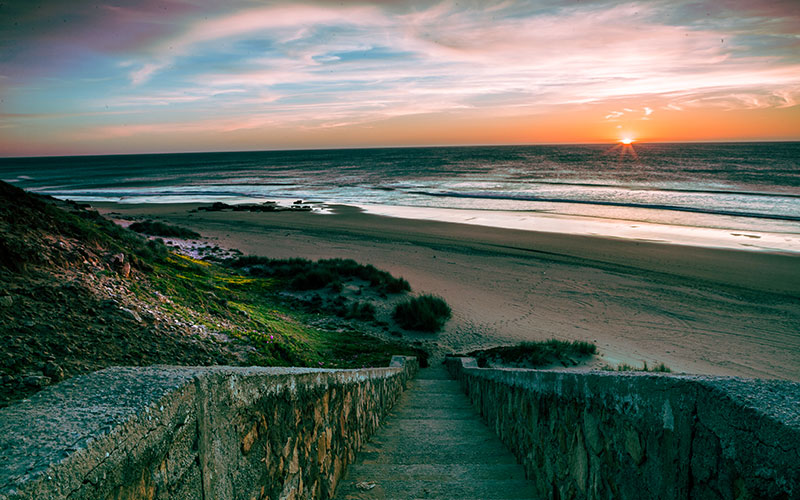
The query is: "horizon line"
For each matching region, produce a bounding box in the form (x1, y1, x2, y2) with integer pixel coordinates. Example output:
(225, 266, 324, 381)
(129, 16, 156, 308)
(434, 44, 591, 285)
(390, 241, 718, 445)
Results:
(2, 139, 800, 160)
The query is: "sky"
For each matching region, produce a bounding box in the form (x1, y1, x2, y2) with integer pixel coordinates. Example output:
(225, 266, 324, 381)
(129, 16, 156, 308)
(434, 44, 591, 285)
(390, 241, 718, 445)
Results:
(1, 0, 799, 156)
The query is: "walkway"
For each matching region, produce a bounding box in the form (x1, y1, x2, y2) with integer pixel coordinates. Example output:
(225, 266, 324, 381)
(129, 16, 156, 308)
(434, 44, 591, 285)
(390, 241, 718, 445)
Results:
(334, 367, 538, 499)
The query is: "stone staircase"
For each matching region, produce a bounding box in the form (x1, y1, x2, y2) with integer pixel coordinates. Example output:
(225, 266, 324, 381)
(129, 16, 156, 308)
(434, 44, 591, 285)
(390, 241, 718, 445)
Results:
(334, 367, 538, 499)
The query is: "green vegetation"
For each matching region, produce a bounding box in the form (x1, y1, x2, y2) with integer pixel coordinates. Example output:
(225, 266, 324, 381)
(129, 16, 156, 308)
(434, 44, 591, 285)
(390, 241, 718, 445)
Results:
(0, 187, 167, 274)
(230, 256, 410, 294)
(129, 220, 201, 239)
(142, 253, 416, 368)
(392, 294, 451, 332)
(469, 339, 597, 368)
(347, 301, 377, 321)
(614, 361, 672, 373)
(0, 181, 426, 406)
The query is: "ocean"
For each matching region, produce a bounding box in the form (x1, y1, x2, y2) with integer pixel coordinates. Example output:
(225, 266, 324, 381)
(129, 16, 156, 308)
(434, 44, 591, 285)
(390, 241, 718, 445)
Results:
(2, 143, 799, 253)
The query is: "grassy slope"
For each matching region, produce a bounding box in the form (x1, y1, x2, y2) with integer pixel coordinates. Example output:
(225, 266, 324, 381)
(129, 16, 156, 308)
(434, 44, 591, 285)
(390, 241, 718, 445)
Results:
(0, 182, 421, 406)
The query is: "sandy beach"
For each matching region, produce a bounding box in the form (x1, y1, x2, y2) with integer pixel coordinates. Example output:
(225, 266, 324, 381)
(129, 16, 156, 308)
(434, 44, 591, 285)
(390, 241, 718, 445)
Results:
(97, 202, 800, 380)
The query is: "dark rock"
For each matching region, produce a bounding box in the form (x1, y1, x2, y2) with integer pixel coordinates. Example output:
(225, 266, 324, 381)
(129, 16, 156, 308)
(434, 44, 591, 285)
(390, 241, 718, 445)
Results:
(101, 299, 118, 310)
(23, 375, 50, 388)
(110, 253, 130, 277)
(43, 362, 64, 382)
(119, 308, 142, 323)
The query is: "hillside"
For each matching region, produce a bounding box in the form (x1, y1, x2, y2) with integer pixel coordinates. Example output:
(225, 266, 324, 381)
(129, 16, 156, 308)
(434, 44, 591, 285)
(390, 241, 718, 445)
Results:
(0, 182, 423, 406)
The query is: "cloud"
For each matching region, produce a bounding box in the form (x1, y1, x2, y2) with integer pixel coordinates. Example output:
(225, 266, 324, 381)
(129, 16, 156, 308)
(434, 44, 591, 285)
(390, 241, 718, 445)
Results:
(2, 0, 799, 153)
(129, 63, 165, 86)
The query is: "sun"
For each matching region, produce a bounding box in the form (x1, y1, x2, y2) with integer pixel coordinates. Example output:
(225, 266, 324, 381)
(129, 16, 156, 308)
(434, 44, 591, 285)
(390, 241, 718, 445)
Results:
(620, 137, 634, 145)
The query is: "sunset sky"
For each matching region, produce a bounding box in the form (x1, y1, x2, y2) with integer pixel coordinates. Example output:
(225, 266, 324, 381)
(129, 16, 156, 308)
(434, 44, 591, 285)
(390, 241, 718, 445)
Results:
(1, 0, 799, 156)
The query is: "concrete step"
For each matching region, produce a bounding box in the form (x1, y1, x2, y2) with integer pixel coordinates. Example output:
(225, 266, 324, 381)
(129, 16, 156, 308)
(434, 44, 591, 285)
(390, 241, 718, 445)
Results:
(376, 418, 495, 437)
(388, 408, 478, 420)
(407, 379, 462, 394)
(354, 447, 519, 465)
(334, 367, 538, 500)
(415, 368, 453, 380)
(334, 479, 538, 499)
(362, 432, 510, 453)
(344, 463, 527, 482)
(399, 392, 474, 409)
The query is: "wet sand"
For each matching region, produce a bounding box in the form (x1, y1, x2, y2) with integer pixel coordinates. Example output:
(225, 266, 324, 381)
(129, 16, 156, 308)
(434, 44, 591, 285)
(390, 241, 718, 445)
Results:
(97, 202, 800, 380)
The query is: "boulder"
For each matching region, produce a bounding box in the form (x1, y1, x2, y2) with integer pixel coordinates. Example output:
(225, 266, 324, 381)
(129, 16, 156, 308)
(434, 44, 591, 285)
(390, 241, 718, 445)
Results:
(109, 253, 131, 277)
(119, 307, 142, 323)
(43, 361, 64, 382)
(23, 374, 50, 388)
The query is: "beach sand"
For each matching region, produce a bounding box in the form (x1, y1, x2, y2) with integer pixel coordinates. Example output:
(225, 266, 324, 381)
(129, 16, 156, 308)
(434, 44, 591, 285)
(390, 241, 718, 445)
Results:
(97, 202, 800, 380)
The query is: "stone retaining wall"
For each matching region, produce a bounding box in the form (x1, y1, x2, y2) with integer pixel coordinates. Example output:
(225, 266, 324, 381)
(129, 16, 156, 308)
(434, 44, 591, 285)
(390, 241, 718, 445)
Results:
(0, 356, 418, 500)
(446, 357, 799, 500)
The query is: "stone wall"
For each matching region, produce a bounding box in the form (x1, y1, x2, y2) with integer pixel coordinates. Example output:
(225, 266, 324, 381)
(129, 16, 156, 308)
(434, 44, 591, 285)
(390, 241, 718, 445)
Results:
(0, 356, 418, 500)
(446, 357, 799, 500)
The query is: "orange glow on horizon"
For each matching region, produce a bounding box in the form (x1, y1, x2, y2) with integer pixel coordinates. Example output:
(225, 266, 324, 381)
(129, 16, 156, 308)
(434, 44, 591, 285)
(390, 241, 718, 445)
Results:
(620, 137, 634, 145)
(1, 98, 798, 156)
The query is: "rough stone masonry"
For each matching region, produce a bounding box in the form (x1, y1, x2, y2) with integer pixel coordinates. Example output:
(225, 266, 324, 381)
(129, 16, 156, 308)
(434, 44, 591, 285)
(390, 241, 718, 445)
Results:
(0, 357, 418, 500)
(446, 357, 800, 500)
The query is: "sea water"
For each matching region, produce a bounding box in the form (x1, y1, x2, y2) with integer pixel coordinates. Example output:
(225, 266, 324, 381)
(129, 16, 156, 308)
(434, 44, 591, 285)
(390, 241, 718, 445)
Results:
(2, 143, 799, 252)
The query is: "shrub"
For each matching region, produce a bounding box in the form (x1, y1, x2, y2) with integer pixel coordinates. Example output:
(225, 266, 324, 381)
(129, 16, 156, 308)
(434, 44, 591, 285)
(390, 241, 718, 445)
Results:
(228, 256, 410, 293)
(135, 239, 169, 262)
(129, 220, 201, 239)
(290, 269, 338, 290)
(347, 301, 377, 321)
(392, 294, 451, 332)
(469, 339, 597, 368)
(385, 276, 411, 293)
(616, 361, 671, 373)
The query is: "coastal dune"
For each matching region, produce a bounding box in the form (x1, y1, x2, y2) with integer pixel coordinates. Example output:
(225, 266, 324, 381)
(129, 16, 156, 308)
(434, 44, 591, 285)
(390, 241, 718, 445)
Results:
(98, 203, 800, 381)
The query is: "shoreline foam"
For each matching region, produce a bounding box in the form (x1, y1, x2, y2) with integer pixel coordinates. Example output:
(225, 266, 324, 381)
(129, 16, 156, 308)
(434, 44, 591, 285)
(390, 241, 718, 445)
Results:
(353, 203, 800, 254)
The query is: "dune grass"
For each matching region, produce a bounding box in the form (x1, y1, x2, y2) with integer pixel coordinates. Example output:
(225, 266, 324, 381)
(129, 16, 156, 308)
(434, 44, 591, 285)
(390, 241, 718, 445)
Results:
(346, 301, 377, 321)
(392, 294, 451, 332)
(129, 220, 201, 239)
(229, 256, 410, 294)
(469, 339, 597, 368)
(615, 361, 672, 373)
(146, 248, 419, 368)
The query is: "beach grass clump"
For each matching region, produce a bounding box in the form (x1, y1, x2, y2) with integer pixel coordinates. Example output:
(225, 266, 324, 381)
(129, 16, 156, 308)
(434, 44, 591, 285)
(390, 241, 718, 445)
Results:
(290, 268, 340, 291)
(392, 294, 451, 332)
(346, 301, 377, 321)
(616, 361, 671, 373)
(129, 220, 201, 239)
(229, 256, 410, 293)
(470, 339, 597, 368)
